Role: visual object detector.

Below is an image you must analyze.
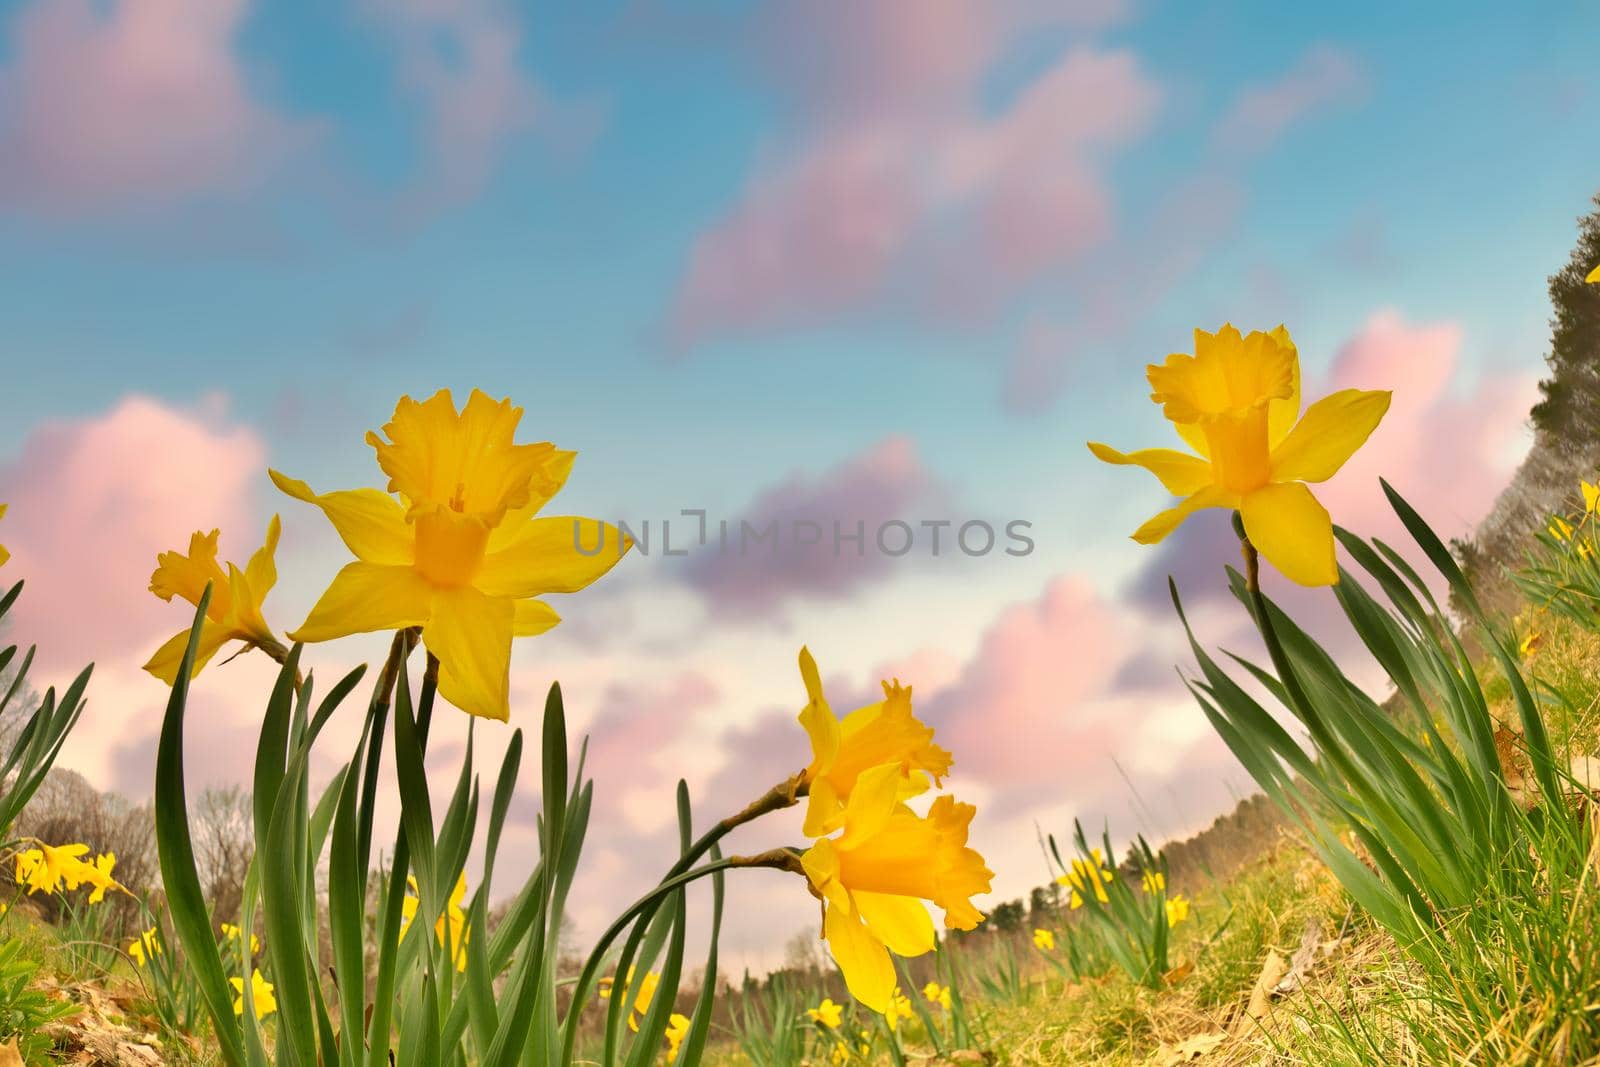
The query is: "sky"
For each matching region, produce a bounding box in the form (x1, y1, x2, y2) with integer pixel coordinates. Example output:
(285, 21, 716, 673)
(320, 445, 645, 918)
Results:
(0, 0, 1596, 971)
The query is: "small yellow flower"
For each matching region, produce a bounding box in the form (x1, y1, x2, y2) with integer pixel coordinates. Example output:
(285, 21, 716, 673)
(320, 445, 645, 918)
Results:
(0, 503, 9, 568)
(400, 872, 470, 972)
(1091, 324, 1390, 586)
(597, 966, 659, 1032)
(796, 647, 952, 839)
(801, 764, 992, 1013)
(1519, 631, 1542, 659)
(1058, 855, 1113, 904)
(1581, 541, 1595, 561)
(807, 997, 843, 1028)
(883, 988, 914, 1031)
(15, 842, 92, 895)
(1583, 481, 1600, 517)
(144, 519, 282, 683)
(128, 927, 161, 967)
(272, 389, 630, 721)
(1551, 516, 1575, 542)
(1141, 869, 1166, 895)
(1032, 928, 1055, 951)
(922, 981, 951, 1009)
(231, 969, 276, 1019)
(220, 922, 262, 954)
(1165, 894, 1191, 928)
(664, 1012, 691, 1063)
(1587, 264, 1599, 284)
(831, 1044, 851, 1065)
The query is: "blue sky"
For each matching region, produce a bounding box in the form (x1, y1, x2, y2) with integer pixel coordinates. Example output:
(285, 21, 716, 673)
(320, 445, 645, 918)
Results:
(0, 0, 1596, 962)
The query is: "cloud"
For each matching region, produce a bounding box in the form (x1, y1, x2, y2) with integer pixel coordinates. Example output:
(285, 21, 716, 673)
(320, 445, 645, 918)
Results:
(1213, 45, 1368, 153)
(0, 394, 268, 675)
(0, 0, 318, 215)
(668, 3, 1158, 349)
(682, 436, 950, 618)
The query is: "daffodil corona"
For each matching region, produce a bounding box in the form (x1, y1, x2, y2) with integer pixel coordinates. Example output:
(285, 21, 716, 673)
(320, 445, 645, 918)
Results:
(144, 519, 283, 683)
(1090, 324, 1390, 586)
(272, 389, 629, 721)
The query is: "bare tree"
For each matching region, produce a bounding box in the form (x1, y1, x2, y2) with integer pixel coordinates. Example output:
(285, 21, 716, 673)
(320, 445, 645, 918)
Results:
(192, 785, 254, 924)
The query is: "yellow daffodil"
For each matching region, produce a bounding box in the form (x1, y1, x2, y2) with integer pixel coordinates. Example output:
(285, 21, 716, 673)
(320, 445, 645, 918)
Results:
(665, 1012, 691, 1063)
(1141, 869, 1166, 895)
(1551, 516, 1575, 542)
(884, 988, 914, 1031)
(128, 927, 161, 966)
(272, 389, 629, 721)
(83, 852, 124, 904)
(1588, 264, 1599, 284)
(1057, 854, 1113, 905)
(922, 981, 952, 1009)
(0, 503, 9, 568)
(1519, 632, 1542, 659)
(597, 966, 659, 1032)
(800, 763, 992, 1013)
(220, 922, 261, 954)
(807, 997, 844, 1028)
(15, 841, 93, 895)
(1090, 324, 1390, 586)
(797, 647, 952, 838)
(400, 872, 470, 972)
(1032, 928, 1055, 951)
(1165, 894, 1191, 928)
(231, 969, 277, 1019)
(144, 519, 282, 683)
(830, 1045, 850, 1065)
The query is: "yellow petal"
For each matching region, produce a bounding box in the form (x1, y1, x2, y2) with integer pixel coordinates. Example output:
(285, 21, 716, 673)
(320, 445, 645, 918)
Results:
(512, 599, 561, 637)
(424, 587, 514, 721)
(143, 621, 232, 684)
(269, 470, 414, 567)
(824, 902, 896, 1014)
(1131, 485, 1234, 545)
(852, 891, 936, 958)
(487, 450, 578, 551)
(474, 518, 631, 598)
(244, 515, 281, 601)
(1086, 443, 1212, 496)
(1587, 264, 1599, 284)
(1265, 324, 1301, 447)
(798, 646, 840, 781)
(802, 778, 843, 839)
(836, 763, 902, 849)
(289, 562, 434, 642)
(1241, 482, 1337, 587)
(1269, 389, 1391, 484)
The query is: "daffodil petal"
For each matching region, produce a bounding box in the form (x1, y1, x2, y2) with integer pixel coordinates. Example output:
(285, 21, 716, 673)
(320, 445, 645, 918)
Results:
(852, 891, 937, 958)
(1265, 324, 1301, 447)
(802, 778, 843, 839)
(824, 902, 896, 1014)
(1269, 389, 1391, 483)
(487, 449, 578, 550)
(474, 518, 631, 598)
(289, 562, 434, 642)
(799, 646, 840, 781)
(1087, 443, 1212, 496)
(512, 598, 561, 637)
(269, 470, 414, 567)
(245, 515, 281, 600)
(1587, 264, 1600, 284)
(1131, 485, 1234, 545)
(424, 586, 514, 721)
(837, 763, 903, 849)
(1241, 482, 1337, 587)
(143, 621, 232, 684)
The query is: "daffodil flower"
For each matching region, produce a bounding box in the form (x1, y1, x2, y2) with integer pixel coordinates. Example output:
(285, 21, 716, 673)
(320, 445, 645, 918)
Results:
(1090, 324, 1391, 586)
(1057, 854, 1112, 904)
(1165, 894, 1191, 928)
(1551, 516, 1575, 542)
(220, 922, 261, 954)
(1141, 869, 1166, 895)
(231, 969, 277, 1019)
(144, 519, 282, 683)
(400, 872, 470, 972)
(796, 647, 951, 839)
(883, 988, 914, 1031)
(1519, 632, 1542, 659)
(664, 1012, 691, 1063)
(128, 927, 161, 966)
(272, 389, 629, 721)
(597, 966, 660, 1032)
(1588, 264, 1599, 284)
(807, 997, 844, 1028)
(15, 841, 92, 895)
(83, 852, 124, 904)
(800, 763, 992, 1013)
(1032, 928, 1055, 951)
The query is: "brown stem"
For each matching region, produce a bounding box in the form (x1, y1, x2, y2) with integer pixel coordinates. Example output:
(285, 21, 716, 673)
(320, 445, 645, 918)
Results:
(726, 848, 807, 876)
(717, 771, 810, 835)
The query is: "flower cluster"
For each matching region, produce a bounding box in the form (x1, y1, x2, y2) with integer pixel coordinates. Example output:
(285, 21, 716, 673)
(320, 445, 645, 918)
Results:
(793, 648, 992, 1013)
(1057, 849, 1113, 909)
(14, 840, 123, 902)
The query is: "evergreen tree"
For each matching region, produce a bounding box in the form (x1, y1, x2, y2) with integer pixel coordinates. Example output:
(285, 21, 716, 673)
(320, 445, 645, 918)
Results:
(1531, 193, 1600, 440)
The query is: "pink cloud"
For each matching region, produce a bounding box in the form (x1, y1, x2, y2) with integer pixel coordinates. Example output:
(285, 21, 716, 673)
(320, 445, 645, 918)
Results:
(0, 395, 267, 674)
(0, 0, 317, 214)
(669, 9, 1157, 348)
(683, 436, 949, 618)
(1214, 45, 1368, 153)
